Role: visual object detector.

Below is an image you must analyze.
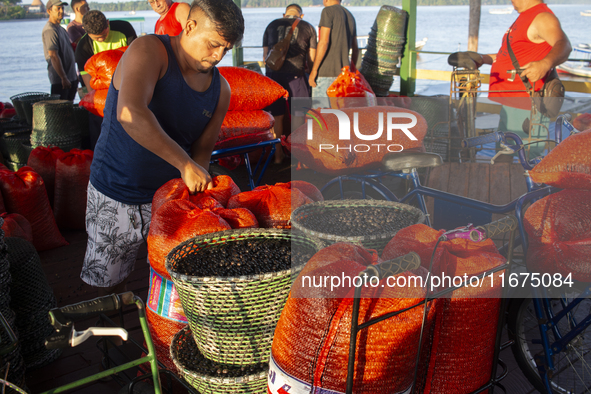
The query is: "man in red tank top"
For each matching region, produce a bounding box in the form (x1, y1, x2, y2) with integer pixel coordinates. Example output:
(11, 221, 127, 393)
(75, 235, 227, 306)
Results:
(481, 0, 571, 159)
(150, 0, 190, 36)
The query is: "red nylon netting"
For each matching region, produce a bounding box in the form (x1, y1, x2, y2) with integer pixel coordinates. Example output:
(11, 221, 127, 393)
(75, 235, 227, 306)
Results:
(53, 149, 93, 230)
(151, 176, 240, 216)
(285, 180, 324, 202)
(382, 224, 505, 394)
(218, 67, 288, 111)
(79, 89, 108, 117)
(26, 146, 64, 208)
(84, 47, 127, 90)
(524, 189, 591, 282)
(529, 130, 591, 190)
(289, 106, 428, 174)
(327, 66, 376, 109)
(147, 199, 232, 278)
(573, 113, 591, 131)
(0, 213, 33, 244)
(146, 307, 186, 372)
(216, 110, 275, 149)
(272, 242, 436, 393)
(227, 184, 312, 228)
(212, 208, 258, 229)
(0, 168, 67, 251)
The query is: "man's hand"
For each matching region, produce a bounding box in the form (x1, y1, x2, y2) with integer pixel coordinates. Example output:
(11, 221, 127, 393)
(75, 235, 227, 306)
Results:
(308, 70, 317, 87)
(181, 161, 212, 194)
(61, 77, 72, 90)
(520, 58, 552, 83)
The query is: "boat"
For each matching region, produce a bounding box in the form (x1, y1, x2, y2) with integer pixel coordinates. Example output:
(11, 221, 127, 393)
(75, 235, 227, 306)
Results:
(415, 37, 428, 51)
(128, 10, 136, 15)
(489, 7, 514, 15)
(557, 44, 591, 77)
(581, 10, 591, 16)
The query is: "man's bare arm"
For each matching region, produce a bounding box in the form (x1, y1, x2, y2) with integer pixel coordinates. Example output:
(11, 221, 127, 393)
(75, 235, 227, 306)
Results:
(521, 12, 571, 82)
(190, 75, 231, 173)
(175, 2, 190, 30)
(114, 36, 210, 193)
(309, 26, 330, 88)
(48, 50, 71, 89)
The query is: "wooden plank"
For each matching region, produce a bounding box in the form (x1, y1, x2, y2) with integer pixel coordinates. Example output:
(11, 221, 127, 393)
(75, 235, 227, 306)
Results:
(425, 162, 450, 224)
(489, 163, 512, 223)
(510, 163, 528, 203)
(446, 162, 470, 197)
(467, 163, 490, 203)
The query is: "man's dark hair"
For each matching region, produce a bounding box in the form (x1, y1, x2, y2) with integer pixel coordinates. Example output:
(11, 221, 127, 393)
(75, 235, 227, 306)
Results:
(286, 3, 302, 14)
(82, 10, 108, 35)
(70, 0, 84, 11)
(189, 0, 244, 44)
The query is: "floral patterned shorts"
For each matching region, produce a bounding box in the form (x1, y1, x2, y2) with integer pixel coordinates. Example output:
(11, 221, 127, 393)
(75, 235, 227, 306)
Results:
(81, 182, 152, 288)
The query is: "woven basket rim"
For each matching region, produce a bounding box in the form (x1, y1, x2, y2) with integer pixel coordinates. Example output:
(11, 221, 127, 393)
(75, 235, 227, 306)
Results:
(170, 326, 268, 384)
(166, 228, 322, 283)
(291, 200, 425, 243)
(10, 92, 50, 102)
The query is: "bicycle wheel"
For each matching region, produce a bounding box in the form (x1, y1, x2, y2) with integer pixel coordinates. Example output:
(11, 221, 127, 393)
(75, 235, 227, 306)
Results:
(507, 294, 591, 393)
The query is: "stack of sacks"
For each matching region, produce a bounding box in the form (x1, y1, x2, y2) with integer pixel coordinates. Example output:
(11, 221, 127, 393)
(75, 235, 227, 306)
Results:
(288, 106, 427, 175)
(0, 166, 67, 251)
(216, 67, 288, 169)
(26, 146, 64, 207)
(79, 48, 127, 117)
(525, 129, 591, 281)
(146, 175, 255, 370)
(382, 224, 505, 393)
(0, 213, 33, 244)
(269, 243, 436, 393)
(227, 181, 323, 229)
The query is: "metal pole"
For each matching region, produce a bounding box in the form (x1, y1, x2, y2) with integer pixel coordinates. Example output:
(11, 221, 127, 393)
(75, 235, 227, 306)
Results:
(400, 0, 416, 96)
(232, 0, 243, 66)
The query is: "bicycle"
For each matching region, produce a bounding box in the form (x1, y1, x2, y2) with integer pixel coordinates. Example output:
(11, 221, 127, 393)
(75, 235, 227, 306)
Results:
(0, 292, 197, 394)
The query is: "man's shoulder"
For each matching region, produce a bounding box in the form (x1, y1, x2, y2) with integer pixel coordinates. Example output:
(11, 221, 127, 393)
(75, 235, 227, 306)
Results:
(42, 21, 57, 34)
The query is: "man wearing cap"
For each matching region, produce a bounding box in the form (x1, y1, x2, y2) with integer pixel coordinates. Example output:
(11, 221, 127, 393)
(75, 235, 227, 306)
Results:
(149, 0, 190, 36)
(41, 0, 78, 100)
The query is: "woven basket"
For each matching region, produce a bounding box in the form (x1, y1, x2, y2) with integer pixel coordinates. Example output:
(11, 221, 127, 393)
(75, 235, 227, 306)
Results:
(0, 130, 32, 163)
(31, 100, 78, 150)
(171, 326, 267, 394)
(10, 92, 51, 123)
(166, 229, 322, 366)
(291, 200, 425, 253)
(23, 96, 60, 126)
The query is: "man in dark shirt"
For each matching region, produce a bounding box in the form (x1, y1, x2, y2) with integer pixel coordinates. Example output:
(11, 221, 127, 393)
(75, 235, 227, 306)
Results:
(66, 0, 89, 47)
(262, 3, 316, 162)
(309, 0, 358, 98)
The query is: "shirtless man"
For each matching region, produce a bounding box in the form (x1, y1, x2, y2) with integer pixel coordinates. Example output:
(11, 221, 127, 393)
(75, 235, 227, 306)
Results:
(80, 0, 244, 294)
(150, 0, 190, 36)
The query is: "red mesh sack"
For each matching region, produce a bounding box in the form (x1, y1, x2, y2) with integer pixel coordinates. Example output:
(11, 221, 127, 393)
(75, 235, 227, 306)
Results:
(218, 110, 274, 141)
(146, 307, 186, 372)
(79, 89, 108, 117)
(219, 67, 288, 111)
(215, 130, 275, 150)
(382, 226, 505, 394)
(573, 113, 591, 131)
(26, 146, 64, 208)
(147, 199, 232, 278)
(327, 66, 376, 109)
(524, 189, 591, 282)
(53, 149, 93, 230)
(193, 196, 223, 210)
(529, 130, 591, 190)
(0, 185, 5, 214)
(285, 180, 324, 202)
(0, 167, 67, 251)
(0, 213, 33, 243)
(151, 176, 240, 216)
(212, 208, 258, 229)
(227, 184, 312, 228)
(270, 242, 436, 393)
(84, 47, 127, 90)
(290, 106, 428, 174)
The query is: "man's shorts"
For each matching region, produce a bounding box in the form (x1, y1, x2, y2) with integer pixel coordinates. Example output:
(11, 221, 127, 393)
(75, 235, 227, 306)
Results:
(81, 182, 151, 288)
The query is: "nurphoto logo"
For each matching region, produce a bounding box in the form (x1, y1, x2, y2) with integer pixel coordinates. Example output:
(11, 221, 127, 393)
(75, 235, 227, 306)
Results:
(306, 108, 419, 153)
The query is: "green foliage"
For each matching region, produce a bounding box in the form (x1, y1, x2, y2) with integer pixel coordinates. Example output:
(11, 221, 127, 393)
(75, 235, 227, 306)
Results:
(0, 2, 25, 19)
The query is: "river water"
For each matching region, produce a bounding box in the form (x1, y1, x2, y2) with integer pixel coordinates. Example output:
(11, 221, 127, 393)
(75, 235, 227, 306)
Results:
(0, 4, 589, 102)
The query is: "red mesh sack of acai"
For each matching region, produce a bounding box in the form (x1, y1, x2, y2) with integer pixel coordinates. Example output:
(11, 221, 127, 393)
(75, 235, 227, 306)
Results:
(53, 149, 93, 230)
(79, 89, 108, 117)
(0, 184, 5, 214)
(0, 167, 67, 251)
(194, 196, 223, 210)
(84, 47, 127, 90)
(524, 189, 591, 282)
(151, 176, 240, 216)
(147, 199, 232, 278)
(290, 106, 428, 174)
(382, 226, 505, 394)
(216, 110, 275, 149)
(26, 146, 64, 208)
(284, 180, 324, 202)
(219, 67, 288, 111)
(146, 307, 186, 372)
(573, 113, 591, 131)
(213, 208, 258, 229)
(227, 184, 312, 228)
(0, 213, 33, 244)
(326, 66, 376, 108)
(529, 130, 591, 190)
(270, 242, 436, 394)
